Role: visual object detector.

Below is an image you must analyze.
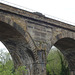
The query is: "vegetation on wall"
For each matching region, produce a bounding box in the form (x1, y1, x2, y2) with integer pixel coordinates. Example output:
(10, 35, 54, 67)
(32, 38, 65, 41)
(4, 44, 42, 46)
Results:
(46, 47, 70, 75)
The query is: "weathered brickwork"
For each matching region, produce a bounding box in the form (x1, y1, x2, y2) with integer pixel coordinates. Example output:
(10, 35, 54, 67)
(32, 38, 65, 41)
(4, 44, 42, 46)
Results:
(0, 3, 75, 75)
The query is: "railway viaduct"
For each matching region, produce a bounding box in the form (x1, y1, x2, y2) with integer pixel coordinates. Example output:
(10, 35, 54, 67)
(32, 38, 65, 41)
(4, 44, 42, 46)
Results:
(0, 3, 75, 75)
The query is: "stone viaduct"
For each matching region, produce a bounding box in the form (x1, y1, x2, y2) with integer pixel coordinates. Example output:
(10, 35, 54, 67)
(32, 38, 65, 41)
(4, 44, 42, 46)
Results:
(0, 3, 75, 75)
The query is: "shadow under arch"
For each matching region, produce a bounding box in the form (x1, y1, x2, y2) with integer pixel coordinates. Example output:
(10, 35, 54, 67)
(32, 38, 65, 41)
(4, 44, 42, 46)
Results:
(54, 37, 75, 72)
(0, 21, 36, 75)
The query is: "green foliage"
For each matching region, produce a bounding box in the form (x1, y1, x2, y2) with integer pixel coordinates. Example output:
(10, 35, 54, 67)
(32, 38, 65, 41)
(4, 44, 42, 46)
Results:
(0, 60, 27, 75)
(0, 49, 27, 75)
(57, 51, 70, 75)
(0, 60, 14, 75)
(14, 66, 27, 75)
(46, 49, 70, 75)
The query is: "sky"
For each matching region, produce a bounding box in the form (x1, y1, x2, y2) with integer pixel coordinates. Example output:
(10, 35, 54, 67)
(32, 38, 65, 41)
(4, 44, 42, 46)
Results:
(0, 0, 75, 51)
(1, 0, 75, 25)
(0, 42, 8, 52)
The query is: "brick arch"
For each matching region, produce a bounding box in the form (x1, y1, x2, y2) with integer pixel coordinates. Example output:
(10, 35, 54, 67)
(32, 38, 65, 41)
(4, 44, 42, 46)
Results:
(0, 19, 38, 75)
(0, 13, 38, 60)
(54, 37, 75, 71)
(0, 14, 37, 51)
(51, 27, 75, 46)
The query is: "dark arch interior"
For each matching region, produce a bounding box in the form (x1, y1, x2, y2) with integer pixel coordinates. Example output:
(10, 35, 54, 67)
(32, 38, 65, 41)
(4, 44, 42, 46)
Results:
(0, 21, 35, 75)
(0, 21, 22, 40)
(54, 38, 75, 51)
(54, 38, 75, 71)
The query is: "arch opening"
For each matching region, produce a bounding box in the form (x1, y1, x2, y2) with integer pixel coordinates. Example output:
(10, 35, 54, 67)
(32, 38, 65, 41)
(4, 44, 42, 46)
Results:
(0, 21, 35, 75)
(54, 38, 75, 75)
(0, 41, 14, 74)
(46, 37, 75, 75)
(46, 46, 70, 75)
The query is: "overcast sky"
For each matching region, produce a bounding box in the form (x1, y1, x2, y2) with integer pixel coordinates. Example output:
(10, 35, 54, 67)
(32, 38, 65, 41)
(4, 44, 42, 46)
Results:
(1, 0, 75, 25)
(0, 0, 75, 50)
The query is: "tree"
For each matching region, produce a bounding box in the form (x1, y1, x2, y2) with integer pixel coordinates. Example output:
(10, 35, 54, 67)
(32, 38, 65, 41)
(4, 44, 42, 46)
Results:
(14, 66, 27, 75)
(46, 48, 70, 75)
(57, 50, 70, 75)
(0, 48, 27, 75)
